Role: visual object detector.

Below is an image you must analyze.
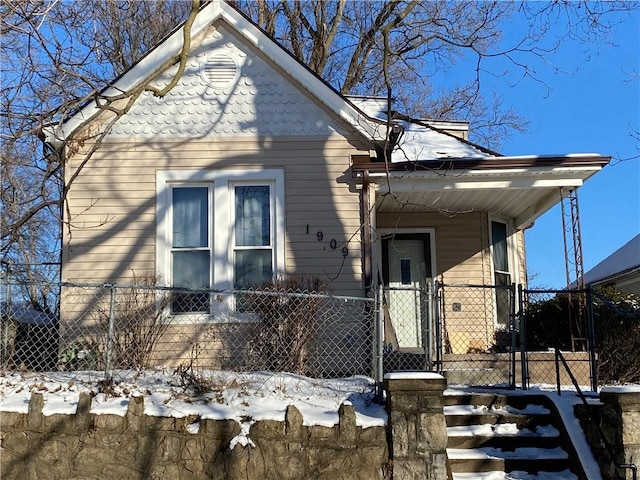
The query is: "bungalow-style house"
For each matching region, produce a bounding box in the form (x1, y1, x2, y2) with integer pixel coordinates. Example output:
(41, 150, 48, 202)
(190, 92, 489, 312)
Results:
(43, 0, 609, 368)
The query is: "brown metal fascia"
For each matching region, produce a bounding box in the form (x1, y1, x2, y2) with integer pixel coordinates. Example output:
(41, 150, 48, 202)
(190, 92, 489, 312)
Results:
(351, 155, 611, 173)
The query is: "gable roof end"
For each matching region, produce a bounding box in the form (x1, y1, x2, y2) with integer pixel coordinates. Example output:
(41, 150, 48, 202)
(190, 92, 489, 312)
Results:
(44, 0, 386, 146)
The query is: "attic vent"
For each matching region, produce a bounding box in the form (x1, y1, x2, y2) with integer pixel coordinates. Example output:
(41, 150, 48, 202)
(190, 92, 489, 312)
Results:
(203, 54, 238, 88)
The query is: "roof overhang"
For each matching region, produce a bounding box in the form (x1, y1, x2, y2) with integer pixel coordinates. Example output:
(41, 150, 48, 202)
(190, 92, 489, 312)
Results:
(354, 154, 610, 229)
(44, 0, 385, 146)
(591, 266, 640, 287)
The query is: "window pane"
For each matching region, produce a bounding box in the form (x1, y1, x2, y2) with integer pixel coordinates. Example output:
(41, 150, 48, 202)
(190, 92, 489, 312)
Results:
(172, 251, 210, 313)
(400, 259, 411, 285)
(173, 187, 208, 248)
(491, 221, 509, 272)
(234, 250, 272, 288)
(172, 251, 210, 288)
(235, 186, 270, 246)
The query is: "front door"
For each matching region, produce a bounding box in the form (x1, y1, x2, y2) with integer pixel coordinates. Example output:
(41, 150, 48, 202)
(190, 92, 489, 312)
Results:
(382, 234, 432, 349)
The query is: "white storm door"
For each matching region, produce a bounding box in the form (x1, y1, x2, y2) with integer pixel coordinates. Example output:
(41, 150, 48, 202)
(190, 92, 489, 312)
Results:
(385, 237, 430, 349)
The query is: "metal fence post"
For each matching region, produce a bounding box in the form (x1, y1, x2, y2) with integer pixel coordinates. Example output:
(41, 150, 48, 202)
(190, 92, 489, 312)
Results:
(105, 284, 116, 379)
(586, 287, 597, 392)
(1, 275, 11, 365)
(434, 281, 443, 374)
(373, 285, 385, 398)
(425, 282, 433, 371)
(518, 284, 529, 390)
(509, 283, 516, 390)
(554, 299, 561, 395)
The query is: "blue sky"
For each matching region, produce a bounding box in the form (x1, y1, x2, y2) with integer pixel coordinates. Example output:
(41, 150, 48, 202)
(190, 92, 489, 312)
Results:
(494, 7, 640, 288)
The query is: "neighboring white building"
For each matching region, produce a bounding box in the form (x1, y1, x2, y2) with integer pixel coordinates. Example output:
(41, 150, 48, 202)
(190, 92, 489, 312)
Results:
(582, 234, 640, 295)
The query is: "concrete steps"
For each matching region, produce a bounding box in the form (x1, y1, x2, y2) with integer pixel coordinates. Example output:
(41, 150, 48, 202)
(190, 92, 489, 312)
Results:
(444, 392, 583, 480)
(441, 354, 511, 387)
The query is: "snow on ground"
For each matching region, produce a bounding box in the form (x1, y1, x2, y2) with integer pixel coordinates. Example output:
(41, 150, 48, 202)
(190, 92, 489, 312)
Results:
(600, 384, 640, 394)
(1, 370, 635, 476)
(0, 369, 387, 434)
(544, 388, 604, 480)
(445, 385, 614, 480)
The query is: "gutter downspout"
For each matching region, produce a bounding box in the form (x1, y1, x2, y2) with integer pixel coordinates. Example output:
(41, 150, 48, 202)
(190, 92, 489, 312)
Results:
(362, 170, 372, 295)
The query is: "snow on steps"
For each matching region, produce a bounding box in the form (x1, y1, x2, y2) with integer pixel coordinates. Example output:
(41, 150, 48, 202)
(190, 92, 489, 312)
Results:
(452, 470, 578, 480)
(445, 392, 580, 479)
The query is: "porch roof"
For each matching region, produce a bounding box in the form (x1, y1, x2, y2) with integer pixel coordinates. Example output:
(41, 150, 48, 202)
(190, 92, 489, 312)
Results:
(353, 154, 610, 229)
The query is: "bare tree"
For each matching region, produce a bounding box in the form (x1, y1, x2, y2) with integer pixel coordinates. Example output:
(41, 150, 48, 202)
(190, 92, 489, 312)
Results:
(0, 0, 634, 298)
(1, 0, 195, 305)
(235, 0, 632, 146)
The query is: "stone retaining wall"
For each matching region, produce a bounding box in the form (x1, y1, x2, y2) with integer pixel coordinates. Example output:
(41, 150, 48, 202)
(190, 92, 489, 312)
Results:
(384, 373, 448, 480)
(576, 387, 640, 480)
(1, 392, 389, 480)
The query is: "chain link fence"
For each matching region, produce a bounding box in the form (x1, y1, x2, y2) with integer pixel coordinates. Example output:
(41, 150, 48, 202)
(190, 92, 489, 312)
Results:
(5, 274, 632, 390)
(590, 288, 640, 385)
(436, 283, 517, 388)
(1, 280, 376, 382)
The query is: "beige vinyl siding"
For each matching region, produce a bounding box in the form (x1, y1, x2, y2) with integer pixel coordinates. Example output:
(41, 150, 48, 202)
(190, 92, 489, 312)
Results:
(516, 229, 527, 287)
(376, 210, 488, 284)
(63, 134, 368, 297)
(376, 209, 490, 354)
(376, 211, 527, 354)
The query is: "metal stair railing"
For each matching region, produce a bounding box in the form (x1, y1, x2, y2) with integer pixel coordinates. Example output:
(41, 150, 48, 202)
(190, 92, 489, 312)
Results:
(556, 349, 637, 480)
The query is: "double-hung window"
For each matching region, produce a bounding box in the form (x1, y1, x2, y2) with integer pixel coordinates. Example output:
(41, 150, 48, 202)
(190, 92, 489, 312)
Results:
(171, 186, 211, 313)
(489, 218, 517, 328)
(490, 220, 510, 288)
(234, 185, 273, 289)
(157, 170, 284, 318)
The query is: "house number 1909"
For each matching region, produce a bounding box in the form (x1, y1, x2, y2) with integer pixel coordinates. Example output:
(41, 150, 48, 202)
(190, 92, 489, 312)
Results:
(306, 225, 348, 257)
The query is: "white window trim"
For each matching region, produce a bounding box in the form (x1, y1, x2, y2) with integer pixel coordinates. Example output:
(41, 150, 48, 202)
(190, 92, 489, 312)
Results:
(488, 215, 520, 286)
(375, 227, 437, 286)
(156, 169, 285, 321)
(488, 215, 521, 330)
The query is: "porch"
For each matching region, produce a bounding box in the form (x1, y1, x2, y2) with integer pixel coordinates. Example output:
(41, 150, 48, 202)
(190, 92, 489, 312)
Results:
(379, 282, 597, 391)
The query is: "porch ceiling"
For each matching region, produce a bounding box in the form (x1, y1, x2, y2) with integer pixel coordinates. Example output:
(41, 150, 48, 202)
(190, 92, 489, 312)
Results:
(362, 156, 610, 229)
(376, 186, 561, 228)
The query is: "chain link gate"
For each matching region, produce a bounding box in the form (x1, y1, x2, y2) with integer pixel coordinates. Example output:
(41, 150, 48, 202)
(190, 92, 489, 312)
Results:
(379, 284, 436, 374)
(377, 282, 519, 388)
(435, 282, 518, 388)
